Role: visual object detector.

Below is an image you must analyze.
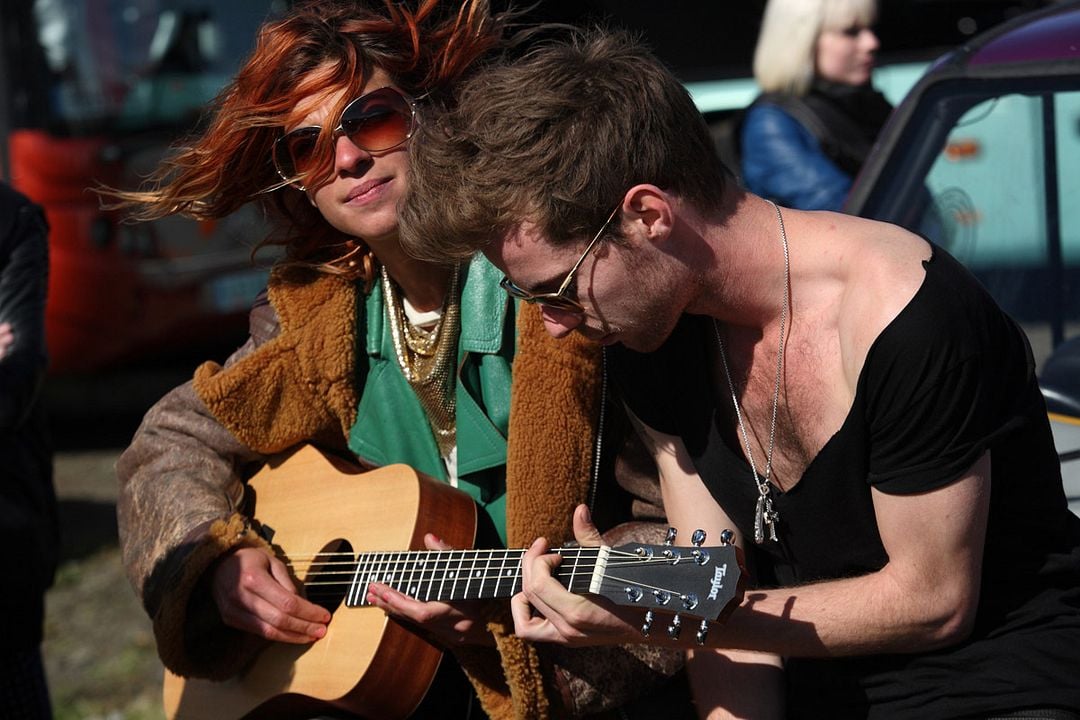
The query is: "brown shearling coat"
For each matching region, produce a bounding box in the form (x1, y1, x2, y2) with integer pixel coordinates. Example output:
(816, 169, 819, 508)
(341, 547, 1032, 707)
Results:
(117, 268, 683, 719)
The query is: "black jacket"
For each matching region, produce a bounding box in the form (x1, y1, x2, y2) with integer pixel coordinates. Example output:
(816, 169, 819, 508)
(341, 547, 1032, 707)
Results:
(0, 182, 57, 650)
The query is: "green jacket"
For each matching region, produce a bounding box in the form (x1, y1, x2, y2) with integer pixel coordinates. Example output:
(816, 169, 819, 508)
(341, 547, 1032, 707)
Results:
(349, 259, 516, 543)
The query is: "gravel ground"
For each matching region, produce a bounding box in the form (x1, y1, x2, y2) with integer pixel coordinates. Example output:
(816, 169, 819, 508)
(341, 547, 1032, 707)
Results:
(41, 365, 194, 720)
(45, 448, 165, 720)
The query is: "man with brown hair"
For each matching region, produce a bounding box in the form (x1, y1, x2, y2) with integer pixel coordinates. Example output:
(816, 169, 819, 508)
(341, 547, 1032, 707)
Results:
(400, 28, 1080, 719)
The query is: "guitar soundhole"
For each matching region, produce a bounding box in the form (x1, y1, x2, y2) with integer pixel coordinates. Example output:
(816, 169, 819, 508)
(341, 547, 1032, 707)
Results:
(302, 539, 354, 614)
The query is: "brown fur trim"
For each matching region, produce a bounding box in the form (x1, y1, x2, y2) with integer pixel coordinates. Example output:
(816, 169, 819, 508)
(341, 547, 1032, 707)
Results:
(193, 271, 359, 452)
(490, 304, 602, 719)
(505, 303, 602, 546)
(491, 619, 553, 720)
(153, 514, 273, 679)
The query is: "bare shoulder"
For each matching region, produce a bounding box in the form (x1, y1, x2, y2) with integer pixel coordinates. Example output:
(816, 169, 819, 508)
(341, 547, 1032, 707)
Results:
(794, 211, 932, 384)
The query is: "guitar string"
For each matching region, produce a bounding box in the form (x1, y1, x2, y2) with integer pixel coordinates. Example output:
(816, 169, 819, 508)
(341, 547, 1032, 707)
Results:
(280, 548, 711, 563)
(287, 550, 724, 602)
(285, 557, 708, 579)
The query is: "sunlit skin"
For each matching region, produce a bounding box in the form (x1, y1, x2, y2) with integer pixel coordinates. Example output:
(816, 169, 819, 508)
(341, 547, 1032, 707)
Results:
(483, 192, 695, 354)
(816, 23, 880, 86)
(493, 188, 995, 718)
(209, 68, 488, 648)
(0, 322, 12, 360)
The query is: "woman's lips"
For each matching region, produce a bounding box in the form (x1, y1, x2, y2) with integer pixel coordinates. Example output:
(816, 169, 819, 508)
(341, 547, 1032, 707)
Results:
(345, 177, 390, 203)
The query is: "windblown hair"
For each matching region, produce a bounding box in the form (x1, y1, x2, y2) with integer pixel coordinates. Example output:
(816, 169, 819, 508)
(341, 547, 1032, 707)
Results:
(99, 0, 510, 283)
(399, 27, 730, 264)
(753, 0, 878, 95)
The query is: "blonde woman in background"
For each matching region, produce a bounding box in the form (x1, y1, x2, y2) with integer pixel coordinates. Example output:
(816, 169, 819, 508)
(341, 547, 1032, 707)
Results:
(740, 0, 892, 210)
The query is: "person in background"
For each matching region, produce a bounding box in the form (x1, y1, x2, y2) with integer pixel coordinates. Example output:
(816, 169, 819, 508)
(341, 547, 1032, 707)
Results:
(105, 2, 686, 718)
(0, 181, 58, 719)
(740, 0, 892, 210)
(396, 27, 1080, 719)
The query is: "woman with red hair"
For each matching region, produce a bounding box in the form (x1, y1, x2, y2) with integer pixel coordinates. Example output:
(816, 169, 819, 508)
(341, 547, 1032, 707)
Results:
(109, 2, 684, 717)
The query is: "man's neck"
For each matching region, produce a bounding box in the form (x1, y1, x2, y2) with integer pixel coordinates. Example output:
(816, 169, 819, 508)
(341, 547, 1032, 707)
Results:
(687, 192, 793, 332)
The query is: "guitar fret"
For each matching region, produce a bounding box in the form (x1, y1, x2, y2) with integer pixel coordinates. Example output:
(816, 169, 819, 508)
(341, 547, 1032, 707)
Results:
(390, 551, 406, 592)
(508, 550, 521, 596)
(422, 550, 435, 601)
(348, 552, 367, 606)
(479, 551, 493, 600)
(447, 549, 463, 601)
(404, 550, 418, 597)
(435, 551, 448, 601)
(492, 550, 504, 597)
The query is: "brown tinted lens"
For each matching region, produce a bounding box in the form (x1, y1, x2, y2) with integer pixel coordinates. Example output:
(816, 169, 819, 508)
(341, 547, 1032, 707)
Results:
(500, 278, 583, 313)
(339, 89, 413, 152)
(536, 295, 584, 313)
(274, 127, 320, 181)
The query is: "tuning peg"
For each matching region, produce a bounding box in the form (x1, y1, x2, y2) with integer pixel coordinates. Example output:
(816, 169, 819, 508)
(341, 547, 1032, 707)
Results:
(664, 527, 677, 546)
(720, 529, 735, 546)
(696, 619, 710, 646)
(667, 614, 682, 639)
(681, 593, 699, 611)
(653, 589, 671, 605)
(691, 548, 710, 566)
(624, 586, 644, 603)
(691, 529, 707, 546)
(641, 610, 655, 637)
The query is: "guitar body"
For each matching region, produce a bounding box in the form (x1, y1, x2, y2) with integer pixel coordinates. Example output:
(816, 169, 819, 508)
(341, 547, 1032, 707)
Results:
(163, 445, 478, 720)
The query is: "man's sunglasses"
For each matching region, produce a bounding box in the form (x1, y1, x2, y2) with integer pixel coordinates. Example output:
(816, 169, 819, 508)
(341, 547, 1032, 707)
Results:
(272, 87, 416, 189)
(499, 203, 621, 314)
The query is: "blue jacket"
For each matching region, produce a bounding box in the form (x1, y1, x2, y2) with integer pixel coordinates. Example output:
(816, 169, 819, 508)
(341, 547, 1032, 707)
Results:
(740, 102, 852, 211)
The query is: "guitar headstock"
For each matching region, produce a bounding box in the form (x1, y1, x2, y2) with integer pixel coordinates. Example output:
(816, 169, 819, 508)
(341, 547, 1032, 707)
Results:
(556, 528, 742, 638)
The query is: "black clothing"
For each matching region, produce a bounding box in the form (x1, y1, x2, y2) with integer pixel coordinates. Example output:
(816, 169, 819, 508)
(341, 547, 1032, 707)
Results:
(609, 247, 1080, 718)
(770, 79, 894, 178)
(0, 183, 57, 653)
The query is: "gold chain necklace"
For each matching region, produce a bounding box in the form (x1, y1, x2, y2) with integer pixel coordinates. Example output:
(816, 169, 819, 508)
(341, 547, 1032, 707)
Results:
(713, 200, 789, 544)
(381, 264, 461, 457)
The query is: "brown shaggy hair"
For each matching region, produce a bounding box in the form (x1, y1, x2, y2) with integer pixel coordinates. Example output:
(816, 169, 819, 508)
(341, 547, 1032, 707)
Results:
(99, 0, 510, 285)
(399, 27, 731, 263)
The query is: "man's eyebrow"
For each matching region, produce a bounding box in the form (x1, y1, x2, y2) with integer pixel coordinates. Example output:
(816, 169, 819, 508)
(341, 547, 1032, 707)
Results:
(526, 271, 570, 294)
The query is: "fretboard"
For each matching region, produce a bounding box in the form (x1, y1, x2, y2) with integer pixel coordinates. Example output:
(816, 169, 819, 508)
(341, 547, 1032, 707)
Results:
(346, 546, 607, 607)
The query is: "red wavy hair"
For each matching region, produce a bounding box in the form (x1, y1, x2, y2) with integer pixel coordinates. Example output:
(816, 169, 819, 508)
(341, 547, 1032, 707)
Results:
(101, 0, 511, 284)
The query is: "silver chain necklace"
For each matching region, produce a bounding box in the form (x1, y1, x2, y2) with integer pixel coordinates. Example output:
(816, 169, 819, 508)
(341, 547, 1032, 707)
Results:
(713, 200, 789, 544)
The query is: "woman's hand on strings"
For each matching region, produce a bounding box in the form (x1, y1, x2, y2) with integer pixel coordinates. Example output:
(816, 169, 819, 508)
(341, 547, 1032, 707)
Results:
(366, 533, 497, 647)
(510, 504, 641, 646)
(211, 546, 331, 644)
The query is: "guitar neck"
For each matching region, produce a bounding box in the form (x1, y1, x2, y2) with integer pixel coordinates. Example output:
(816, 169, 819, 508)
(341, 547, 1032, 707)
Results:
(346, 547, 603, 607)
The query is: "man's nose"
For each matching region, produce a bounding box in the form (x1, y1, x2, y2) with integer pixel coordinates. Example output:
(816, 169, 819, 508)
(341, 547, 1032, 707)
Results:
(540, 305, 584, 339)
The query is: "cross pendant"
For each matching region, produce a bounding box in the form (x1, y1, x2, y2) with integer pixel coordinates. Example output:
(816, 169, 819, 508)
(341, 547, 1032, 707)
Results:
(754, 493, 780, 544)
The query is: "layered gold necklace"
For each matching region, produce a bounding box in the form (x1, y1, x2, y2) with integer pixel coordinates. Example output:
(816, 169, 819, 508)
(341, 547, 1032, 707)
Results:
(381, 264, 461, 457)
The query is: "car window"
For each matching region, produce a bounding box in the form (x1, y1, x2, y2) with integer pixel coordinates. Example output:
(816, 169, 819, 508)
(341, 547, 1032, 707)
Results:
(907, 89, 1080, 366)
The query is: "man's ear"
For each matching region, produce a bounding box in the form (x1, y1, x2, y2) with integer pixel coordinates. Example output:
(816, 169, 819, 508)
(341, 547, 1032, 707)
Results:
(623, 184, 673, 245)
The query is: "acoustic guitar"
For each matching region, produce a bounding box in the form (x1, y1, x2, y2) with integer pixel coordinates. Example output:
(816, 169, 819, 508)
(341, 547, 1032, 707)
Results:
(163, 444, 742, 719)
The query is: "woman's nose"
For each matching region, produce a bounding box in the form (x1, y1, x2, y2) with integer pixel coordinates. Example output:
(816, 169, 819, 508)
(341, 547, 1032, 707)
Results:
(334, 133, 372, 172)
(861, 28, 880, 52)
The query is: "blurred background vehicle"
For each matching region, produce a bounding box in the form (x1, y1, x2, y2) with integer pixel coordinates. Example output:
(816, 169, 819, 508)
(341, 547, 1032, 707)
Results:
(840, 0, 1080, 515)
(0, 0, 1051, 378)
(0, 1, 285, 376)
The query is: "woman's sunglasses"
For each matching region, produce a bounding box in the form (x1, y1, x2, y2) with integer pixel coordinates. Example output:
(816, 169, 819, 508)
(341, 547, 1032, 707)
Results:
(272, 87, 416, 189)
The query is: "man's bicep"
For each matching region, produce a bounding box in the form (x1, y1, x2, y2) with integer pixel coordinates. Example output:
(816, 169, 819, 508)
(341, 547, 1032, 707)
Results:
(871, 452, 992, 639)
(623, 404, 745, 549)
